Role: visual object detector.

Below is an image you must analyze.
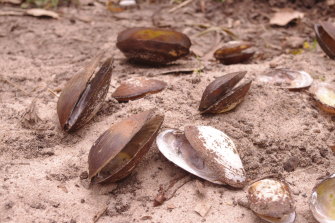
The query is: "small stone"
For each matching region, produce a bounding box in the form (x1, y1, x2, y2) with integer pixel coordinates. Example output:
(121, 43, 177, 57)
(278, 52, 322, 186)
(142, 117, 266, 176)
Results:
(283, 156, 300, 172)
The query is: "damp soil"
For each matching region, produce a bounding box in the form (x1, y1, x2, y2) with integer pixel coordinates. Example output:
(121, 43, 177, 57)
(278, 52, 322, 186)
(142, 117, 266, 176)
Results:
(0, 0, 334, 222)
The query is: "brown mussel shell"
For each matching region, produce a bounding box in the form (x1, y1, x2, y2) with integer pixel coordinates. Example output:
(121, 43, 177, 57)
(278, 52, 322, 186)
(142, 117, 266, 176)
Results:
(88, 109, 164, 184)
(199, 71, 252, 114)
(310, 82, 335, 115)
(116, 27, 191, 64)
(314, 22, 335, 59)
(57, 54, 113, 132)
(214, 41, 255, 65)
(112, 78, 167, 102)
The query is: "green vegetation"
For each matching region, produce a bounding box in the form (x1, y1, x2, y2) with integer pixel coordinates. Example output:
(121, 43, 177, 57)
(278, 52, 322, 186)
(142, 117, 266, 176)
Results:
(21, 0, 71, 8)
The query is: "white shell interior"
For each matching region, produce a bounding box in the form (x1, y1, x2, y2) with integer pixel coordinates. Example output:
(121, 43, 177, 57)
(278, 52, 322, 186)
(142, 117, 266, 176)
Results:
(259, 211, 296, 223)
(156, 129, 224, 184)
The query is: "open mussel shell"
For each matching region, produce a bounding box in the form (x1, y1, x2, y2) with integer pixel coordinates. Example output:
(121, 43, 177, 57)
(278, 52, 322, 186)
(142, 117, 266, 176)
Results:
(112, 78, 167, 102)
(314, 22, 335, 59)
(57, 54, 113, 132)
(156, 125, 246, 188)
(258, 68, 313, 89)
(199, 71, 252, 114)
(116, 27, 191, 64)
(248, 178, 296, 223)
(214, 41, 255, 65)
(88, 109, 164, 184)
(310, 82, 335, 115)
(310, 174, 335, 223)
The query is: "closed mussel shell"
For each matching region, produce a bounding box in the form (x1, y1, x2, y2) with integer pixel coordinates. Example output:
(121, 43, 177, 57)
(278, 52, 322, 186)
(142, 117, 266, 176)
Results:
(116, 27, 191, 64)
(248, 178, 296, 223)
(57, 54, 113, 132)
(214, 41, 255, 65)
(88, 109, 164, 184)
(310, 82, 335, 115)
(112, 78, 167, 102)
(314, 22, 335, 59)
(199, 71, 252, 114)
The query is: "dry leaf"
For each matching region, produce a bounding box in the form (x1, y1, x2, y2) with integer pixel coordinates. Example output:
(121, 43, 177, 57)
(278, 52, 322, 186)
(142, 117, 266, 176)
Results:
(270, 8, 304, 26)
(194, 199, 211, 217)
(26, 9, 59, 19)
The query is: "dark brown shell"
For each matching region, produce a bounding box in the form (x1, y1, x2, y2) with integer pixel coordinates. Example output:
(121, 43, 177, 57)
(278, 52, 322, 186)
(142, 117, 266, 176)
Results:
(116, 27, 191, 64)
(214, 41, 255, 65)
(112, 78, 167, 102)
(88, 109, 164, 184)
(314, 22, 335, 59)
(199, 71, 251, 114)
(57, 54, 113, 132)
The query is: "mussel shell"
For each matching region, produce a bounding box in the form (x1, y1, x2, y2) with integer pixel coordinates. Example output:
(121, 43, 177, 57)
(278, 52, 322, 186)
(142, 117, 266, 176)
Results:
(214, 41, 255, 65)
(112, 78, 167, 102)
(310, 82, 335, 115)
(248, 178, 296, 223)
(184, 126, 246, 188)
(310, 174, 335, 223)
(314, 22, 335, 59)
(156, 129, 223, 185)
(88, 109, 164, 184)
(258, 68, 313, 89)
(57, 54, 113, 132)
(116, 27, 191, 64)
(199, 71, 247, 111)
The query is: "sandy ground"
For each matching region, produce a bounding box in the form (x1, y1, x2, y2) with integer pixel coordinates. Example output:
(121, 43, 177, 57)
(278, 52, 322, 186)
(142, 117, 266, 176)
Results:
(0, 1, 335, 223)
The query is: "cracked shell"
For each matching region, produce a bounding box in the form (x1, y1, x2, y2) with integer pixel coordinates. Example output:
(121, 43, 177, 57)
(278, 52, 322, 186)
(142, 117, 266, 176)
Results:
(258, 68, 313, 89)
(112, 78, 167, 102)
(310, 174, 335, 223)
(248, 178, 296, 223)
(199, 71, 252, 114)
(116, 27, 191, 64)
(314, 22, 335, 59)
(214, 41, 255, 65)
(310, 82, 335, 115)
(156, 125, 246, 188)
(88, 109, 164, 184)
(57, 54, 113, 132)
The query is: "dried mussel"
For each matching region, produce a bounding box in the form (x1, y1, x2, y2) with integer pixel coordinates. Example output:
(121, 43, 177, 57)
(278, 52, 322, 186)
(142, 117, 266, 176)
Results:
(116, 27, 191, 64)
(310, 82, 335, 115)
(88, 109, 164, 184)
(156, 125, 246, 188)
(112, 78, 167, 102)
(199, 71, 252, 114)
(258, 68, 313, 89)
(310, 174, 335, 223)
(314, 22, 335, 59)
(57, 54, 113, 132)
(248, 178, 296, 223)
(214, 41, 255, 65)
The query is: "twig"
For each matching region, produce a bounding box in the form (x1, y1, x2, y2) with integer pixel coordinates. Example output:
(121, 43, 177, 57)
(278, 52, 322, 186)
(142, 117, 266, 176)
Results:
(92, 206, 108, 223)
(47, 88, 60, 98)
(0, 75, 30, 95)
(0, 11, 24, 16)
(168, 0, 193, 13)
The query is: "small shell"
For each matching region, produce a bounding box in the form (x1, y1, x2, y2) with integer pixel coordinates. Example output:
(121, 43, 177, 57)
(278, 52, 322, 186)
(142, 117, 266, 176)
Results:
(310, 174, 335, 223)
(258, 68, 313, 89)
(199, 71, 252, 114)
(116, 27, 191, 64)
(310, 82, 335, 114)
(314, 22, 335, 59)
(88, 109, 164, 184)
(112, 78, 167, 102)
(156, 125, 246, 188)
(57, 54, 113, 132)
(214, 41, 255, 65)
(248, 178, 296, 223)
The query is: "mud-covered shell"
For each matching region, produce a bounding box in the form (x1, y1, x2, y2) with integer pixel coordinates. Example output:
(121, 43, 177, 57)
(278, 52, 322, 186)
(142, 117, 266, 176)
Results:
(88, 109, 164, 184)
(57, 54, 113, 132)
(314, 22, 335, 59)
(248, 178, 296, 223)
(116, 27, 191, 64)
(258, 68, 313, 89)
(214, 41, 255, 65)
(310, 82, 335, 115)
(310, 174, 335, 223)
(156, 129, 224, 185)
(112, 78, 167, 102)
(184, 126, 246, 188)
